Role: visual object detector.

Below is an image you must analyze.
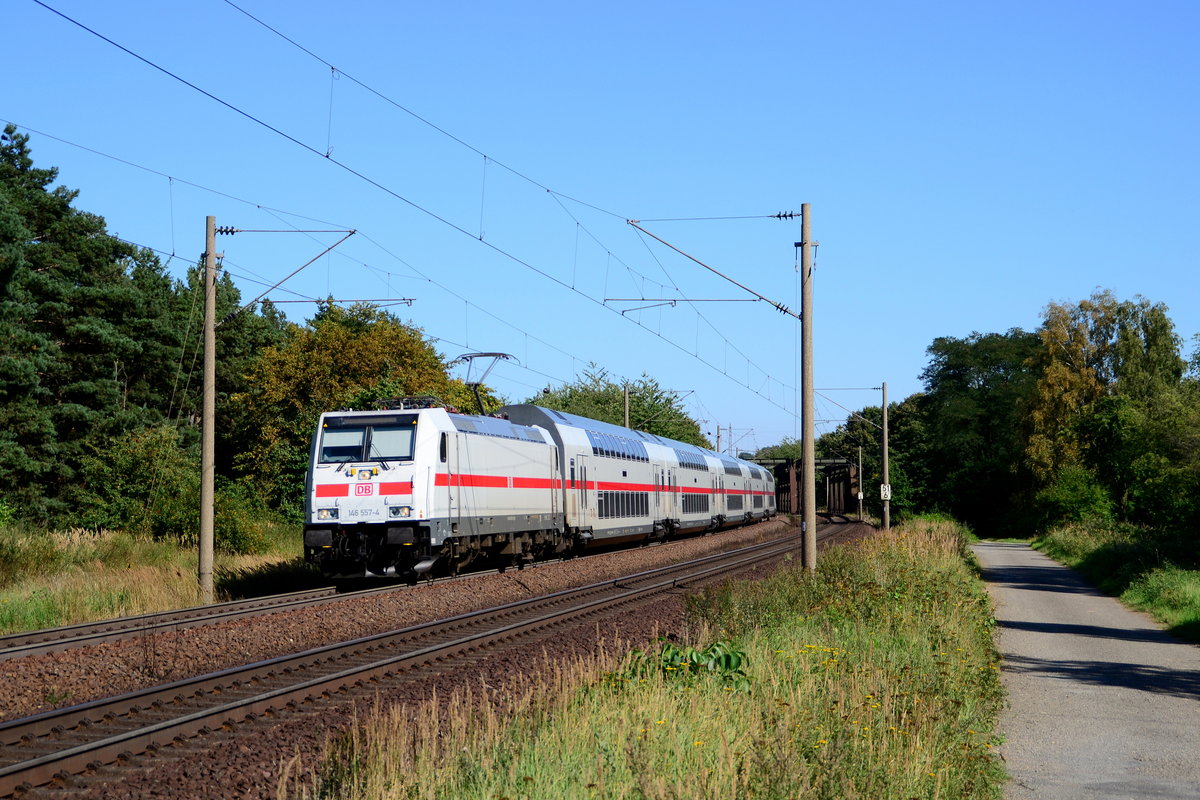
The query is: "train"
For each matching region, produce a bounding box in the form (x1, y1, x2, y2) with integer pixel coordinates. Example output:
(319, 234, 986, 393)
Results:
(303, 399, 776, 579)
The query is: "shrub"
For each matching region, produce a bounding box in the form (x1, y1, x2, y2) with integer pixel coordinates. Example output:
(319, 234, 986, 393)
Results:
(623, 638, 752, 693)
(74, 426, 279, 554)
(1035, 465, 1113, 528)
(1127, 453, 1199, 529)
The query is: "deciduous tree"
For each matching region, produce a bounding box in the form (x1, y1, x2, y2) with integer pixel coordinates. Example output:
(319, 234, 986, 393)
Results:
(531, 366, 708, 447)
(232, 304, 482, 516)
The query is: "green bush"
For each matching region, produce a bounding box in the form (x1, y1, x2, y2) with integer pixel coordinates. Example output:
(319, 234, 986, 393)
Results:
(74, 426, 280, 555)
(75, 425, 198, 537)
(213, 481, 272, 555)
(623, 638, 752, 693)
(1127, 453, 1199, 529)
(1035, 465, 1113, 528)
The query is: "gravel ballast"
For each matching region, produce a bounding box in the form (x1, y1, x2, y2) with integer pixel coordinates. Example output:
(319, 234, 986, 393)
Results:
(9, 519, 875, 799)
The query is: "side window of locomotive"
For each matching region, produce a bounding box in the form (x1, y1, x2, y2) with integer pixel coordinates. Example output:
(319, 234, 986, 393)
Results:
(368, 426, 416, 461)
(320, 428, 366, 463)
(439, 432, 448, 463)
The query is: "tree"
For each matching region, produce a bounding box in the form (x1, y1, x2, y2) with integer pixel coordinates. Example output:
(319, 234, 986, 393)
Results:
(0, 125, 185, 522)
(814, 396, 931, 523)
(0, 175, 55, 516)
(232, 304, 482, 516)
(173, 264, 289, 476)
(919, 329, 1042, 534)
(753, 437, 803, 461)
(530, 366, 709, 447)
(1025, 290, 1183, 483)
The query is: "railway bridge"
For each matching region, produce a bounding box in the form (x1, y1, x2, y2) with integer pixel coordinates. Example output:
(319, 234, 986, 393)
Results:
(751, 457, 858, 518)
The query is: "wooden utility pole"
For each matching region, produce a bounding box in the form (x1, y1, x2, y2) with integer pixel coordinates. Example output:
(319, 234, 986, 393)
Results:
(199, 216, 216, 605)
(881, 381, 891, 532)
(800, 203, 816, 570)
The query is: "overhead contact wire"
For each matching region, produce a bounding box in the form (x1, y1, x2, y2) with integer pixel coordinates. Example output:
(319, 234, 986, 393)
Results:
(32, 2, 799, 420)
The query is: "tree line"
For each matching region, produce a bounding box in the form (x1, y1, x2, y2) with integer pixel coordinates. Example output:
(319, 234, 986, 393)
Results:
(5, 125, 1196, 548)
(0, 127, 711, 548)
(0, 126, 498, 546)
(801, 291, 1200, 539)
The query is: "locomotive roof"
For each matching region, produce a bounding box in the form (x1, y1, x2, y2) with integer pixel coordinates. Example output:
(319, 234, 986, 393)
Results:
(447, 412, 549, 444)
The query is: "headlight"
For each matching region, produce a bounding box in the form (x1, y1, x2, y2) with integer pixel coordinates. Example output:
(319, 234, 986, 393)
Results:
(389, 505, 412, 518)
(317, 508, 339, 521)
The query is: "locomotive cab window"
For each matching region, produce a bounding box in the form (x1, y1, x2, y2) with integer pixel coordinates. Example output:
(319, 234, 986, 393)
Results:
(319, 414, 417, 463)
(369, 427, 415, 460)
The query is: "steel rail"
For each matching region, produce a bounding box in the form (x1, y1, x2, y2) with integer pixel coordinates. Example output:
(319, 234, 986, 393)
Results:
(0, 587, 352, 661)
(0, 523, 786, 662)
(0, 531, 808, 796)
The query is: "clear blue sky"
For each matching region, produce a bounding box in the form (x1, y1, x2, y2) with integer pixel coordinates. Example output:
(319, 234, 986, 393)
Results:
(7, 0, 1198, 451)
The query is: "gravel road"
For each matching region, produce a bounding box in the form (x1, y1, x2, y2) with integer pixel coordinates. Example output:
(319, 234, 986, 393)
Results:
(972, 541, 1200, 800)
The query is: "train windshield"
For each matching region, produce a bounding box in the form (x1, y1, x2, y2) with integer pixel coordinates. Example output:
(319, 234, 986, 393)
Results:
(318, 414, 418, 463)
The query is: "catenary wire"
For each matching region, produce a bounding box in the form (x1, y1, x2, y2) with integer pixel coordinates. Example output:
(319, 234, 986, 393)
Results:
(24, 6, 806, 424)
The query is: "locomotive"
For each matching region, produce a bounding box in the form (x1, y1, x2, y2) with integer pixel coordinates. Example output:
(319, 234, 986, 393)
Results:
(302, 399, 776, 579)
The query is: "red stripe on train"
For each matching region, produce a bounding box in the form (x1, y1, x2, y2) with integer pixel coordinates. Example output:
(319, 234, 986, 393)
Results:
(316, 482, 412, 497)
(434, 473, 508, 488)
(512, 477, 560, 489)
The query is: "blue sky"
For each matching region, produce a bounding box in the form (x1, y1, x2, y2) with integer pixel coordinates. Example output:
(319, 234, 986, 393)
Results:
(7, 1, 1198, 452)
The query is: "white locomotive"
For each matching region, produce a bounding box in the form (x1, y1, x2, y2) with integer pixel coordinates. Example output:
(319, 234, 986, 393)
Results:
(303, 400, 776, 579)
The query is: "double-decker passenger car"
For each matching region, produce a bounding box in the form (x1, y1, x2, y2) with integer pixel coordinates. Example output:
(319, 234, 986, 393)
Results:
(303, 401, 774, 579)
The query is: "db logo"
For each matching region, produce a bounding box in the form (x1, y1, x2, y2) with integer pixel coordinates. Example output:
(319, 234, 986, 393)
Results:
(355, 484, 373, 496)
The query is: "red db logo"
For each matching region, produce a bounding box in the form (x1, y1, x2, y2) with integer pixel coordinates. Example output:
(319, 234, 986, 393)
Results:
(355, 484, 373, 496)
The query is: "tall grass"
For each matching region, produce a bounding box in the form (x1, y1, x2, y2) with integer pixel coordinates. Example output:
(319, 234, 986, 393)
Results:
(0, 522, 314, 634)
(302, 518, 1005, 800)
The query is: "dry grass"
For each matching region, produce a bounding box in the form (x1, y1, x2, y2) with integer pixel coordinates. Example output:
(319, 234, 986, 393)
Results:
(302, 517, 1005, 800)
(0, 524, 305, 633)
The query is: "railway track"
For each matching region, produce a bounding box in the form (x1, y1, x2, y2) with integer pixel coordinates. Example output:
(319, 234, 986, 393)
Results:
(0, 526, 775, 662)
(0, 586, 357, 662)
(0, 531, 810, 797)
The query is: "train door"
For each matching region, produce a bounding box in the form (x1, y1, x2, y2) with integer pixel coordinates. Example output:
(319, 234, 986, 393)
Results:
(549, 447, 560, 515)
(664, 468, 675, 519)
(442, 431, 458, 523)
(445, 432, 471, 534)
(654, 468, 662, 517)
(576, 454, 591, 529)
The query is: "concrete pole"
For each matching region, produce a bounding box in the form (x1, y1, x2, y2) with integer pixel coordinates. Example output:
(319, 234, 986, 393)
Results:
(800, 203, 817, 570)
(857, 445, 864, 520)
(882, 381, 890, 532)
(199, 217, 216, 604)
